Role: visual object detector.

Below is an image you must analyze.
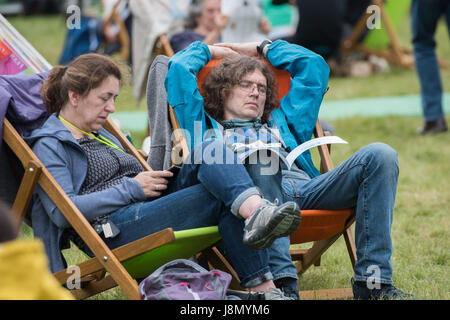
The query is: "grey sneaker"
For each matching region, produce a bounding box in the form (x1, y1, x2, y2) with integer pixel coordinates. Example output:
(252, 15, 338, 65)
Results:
(265, 287, 296, 300)
(243, 199, 301, 250)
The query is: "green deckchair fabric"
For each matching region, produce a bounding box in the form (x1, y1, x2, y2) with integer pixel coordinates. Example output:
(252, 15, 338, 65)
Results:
(363, 0, 411, 50)
(122, 227, 221, 279)
(1, 14, 223, 285)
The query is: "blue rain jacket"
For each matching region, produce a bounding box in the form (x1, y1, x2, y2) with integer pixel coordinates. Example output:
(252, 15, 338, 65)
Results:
(165, 40, 330, 178)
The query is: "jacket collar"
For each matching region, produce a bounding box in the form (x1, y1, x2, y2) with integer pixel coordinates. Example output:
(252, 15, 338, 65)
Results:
(25, 113, 112, 147)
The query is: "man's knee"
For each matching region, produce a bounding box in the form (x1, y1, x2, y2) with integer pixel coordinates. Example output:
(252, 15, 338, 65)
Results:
(363, 142, 398, 171)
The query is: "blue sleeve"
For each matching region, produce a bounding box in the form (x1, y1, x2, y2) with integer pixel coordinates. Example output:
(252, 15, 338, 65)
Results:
(266, 40, 330, 144)
(165, 41, 213, 150)
(33, 138, 146, 229)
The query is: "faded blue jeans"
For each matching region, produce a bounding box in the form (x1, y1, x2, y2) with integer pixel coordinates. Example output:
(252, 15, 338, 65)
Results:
(411, 0, 450, 122)
(281, 143, 399, 285)
(245, 160, 298, 284)
(94, 139, 274, 288)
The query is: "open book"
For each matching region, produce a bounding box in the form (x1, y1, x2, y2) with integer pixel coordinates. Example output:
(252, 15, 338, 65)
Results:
(230, 135, 348, 170)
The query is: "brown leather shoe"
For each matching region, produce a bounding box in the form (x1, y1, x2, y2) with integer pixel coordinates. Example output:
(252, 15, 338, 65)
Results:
(417, 118, 448, 135)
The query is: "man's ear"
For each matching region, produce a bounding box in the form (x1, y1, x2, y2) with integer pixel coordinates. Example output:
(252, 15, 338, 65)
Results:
(68, 90, 79, 107)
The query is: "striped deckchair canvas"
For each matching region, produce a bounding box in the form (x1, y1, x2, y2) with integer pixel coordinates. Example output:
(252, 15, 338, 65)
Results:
(0, 13, 51, 75)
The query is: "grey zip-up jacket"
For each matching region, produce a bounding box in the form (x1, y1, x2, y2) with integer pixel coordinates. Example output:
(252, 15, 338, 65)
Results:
(25, 114, 146, 272)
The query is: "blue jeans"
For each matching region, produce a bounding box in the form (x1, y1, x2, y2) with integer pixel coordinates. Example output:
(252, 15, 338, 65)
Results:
(281, 143, 399, 285)
(411, 0, 450, 121)
(245, 159, 299, 283)
(96, 140, 273, 288)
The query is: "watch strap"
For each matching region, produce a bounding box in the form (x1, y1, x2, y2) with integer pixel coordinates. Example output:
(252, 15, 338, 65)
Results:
(257, 39, 272, 57)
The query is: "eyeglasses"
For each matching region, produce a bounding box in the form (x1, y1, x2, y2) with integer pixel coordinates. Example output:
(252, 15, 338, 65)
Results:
(237, 80, 270, 95)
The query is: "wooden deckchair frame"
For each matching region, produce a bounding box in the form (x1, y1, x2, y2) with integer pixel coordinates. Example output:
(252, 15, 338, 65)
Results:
(342, 0, 448, 70)
(3, 118, 140, 299)
(341, 0, 415, 69)
(3, 116, 240, 299)
(101, 0, 130, 62)
(153, 33, 175, 58)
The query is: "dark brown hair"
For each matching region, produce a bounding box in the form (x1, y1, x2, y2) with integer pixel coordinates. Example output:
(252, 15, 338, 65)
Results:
(201, 54, 278, 123)
(40, 53, 122, 114)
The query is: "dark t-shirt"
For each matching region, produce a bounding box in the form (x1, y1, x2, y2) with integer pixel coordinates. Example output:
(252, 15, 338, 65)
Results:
(77, 136, 143, 195)
(170, 30, 205, 53)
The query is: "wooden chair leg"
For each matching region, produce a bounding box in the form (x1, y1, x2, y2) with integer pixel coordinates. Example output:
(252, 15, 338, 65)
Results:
(295, 236, 339, 276)
(11, 160, 42, 230)
(199, 246, 241, 290)
(300, 288, 354, 300)
(70, 275, 118, 300)
(54, 228, 175, 287)
(295, 213, 356, 276)
(343, 226, 357, 268)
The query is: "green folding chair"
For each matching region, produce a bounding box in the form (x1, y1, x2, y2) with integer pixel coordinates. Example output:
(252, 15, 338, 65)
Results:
(341, 0, 415, 69)
(1, 18, 238, 300)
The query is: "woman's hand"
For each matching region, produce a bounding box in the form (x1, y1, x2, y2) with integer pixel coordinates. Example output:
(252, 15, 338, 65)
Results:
(134, 170, 173, 198)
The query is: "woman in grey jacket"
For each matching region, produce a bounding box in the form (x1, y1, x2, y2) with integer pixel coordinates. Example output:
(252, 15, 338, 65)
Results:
(28, 52, 301, 299)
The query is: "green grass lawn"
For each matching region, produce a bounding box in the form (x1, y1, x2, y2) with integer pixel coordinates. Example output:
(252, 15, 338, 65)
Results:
(303, 115, 450, 300)
(7, 14, 450, 300)
(325, 14, 450, 101)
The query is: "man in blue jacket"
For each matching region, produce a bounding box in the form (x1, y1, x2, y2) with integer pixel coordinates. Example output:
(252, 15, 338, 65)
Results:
(165, 40, 413, 299)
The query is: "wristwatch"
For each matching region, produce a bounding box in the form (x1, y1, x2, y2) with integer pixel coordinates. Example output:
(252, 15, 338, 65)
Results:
(257, 39, 272, 58)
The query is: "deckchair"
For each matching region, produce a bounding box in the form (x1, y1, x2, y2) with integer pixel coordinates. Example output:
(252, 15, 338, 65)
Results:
(143, 33, 174, 138)
(0, 30, 239, 301)
(101, 0, 130, 62)
(341, 0, 415, 69)
(3, 109, 245, 299)
(155, 54, 357, 299)
(153, 34, 175, 58)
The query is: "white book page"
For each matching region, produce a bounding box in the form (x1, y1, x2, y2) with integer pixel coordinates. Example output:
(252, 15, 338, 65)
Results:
(285, 136, 348, 169)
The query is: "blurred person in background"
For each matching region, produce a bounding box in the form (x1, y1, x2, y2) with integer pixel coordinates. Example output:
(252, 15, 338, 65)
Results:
(411, 0, 449, 134)
(170, 0, 271, 53)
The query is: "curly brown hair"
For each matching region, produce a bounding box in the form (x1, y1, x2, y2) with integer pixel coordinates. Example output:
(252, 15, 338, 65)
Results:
(201, 54, 278, 123)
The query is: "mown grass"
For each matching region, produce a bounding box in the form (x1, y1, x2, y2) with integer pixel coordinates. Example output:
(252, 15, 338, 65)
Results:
(304, 115, 450, 300)
(8, 14, 450, 300)
(325, 15, 450, 101)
